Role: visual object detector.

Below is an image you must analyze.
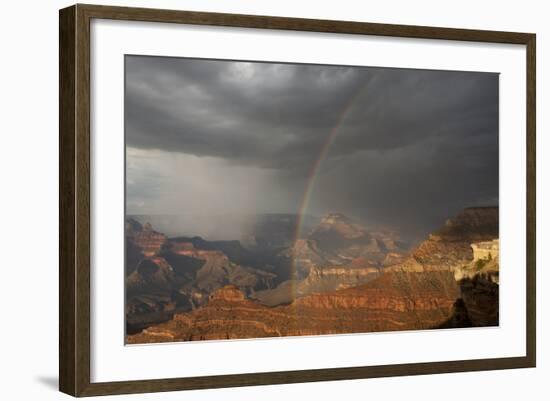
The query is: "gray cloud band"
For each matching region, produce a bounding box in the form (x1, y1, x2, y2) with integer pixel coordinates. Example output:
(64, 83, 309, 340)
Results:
(125, 55, 498, 239)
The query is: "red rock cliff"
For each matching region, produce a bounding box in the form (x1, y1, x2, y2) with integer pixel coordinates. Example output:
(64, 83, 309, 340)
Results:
(127, 269, 460, 343)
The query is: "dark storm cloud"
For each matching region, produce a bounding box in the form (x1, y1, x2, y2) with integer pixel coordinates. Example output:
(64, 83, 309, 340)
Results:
(126, 56, 497, 170)
(125, 55, 498, 239)
(125, 57, 365, 169)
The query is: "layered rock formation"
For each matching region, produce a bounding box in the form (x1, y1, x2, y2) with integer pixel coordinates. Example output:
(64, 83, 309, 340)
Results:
(311, 213, 367, 241)
(127, 256, 175, 294)
(126, 256, 179, 333)
(282, 238, 345, 277)
(387, 207, 498, 272)
(387, 207, 500, 327)
(253, 213, 409, 305)
(253, 265, 381, 306)
(128, 270, 460, 343)
(127, 220, 167, 257)
(125, 221, 279, 333)
(126, 207, 500, 343)
(451, 239, 499, 326)
(308, 213, 407, 263)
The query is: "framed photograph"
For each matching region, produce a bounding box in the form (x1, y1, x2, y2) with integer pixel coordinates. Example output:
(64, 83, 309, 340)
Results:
(59, 4, 536, 397)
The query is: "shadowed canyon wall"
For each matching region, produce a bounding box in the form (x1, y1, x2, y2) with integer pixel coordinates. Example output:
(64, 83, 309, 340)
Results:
(126, 207, 499, 343)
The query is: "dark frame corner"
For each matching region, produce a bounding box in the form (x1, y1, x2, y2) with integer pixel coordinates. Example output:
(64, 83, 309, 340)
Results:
(59, 3, 536, 397)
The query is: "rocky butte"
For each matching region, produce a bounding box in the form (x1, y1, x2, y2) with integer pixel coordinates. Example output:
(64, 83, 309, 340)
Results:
(125, 220, 280, 333)
(127, 207, 499, 343)
(127, 220, 167, 257)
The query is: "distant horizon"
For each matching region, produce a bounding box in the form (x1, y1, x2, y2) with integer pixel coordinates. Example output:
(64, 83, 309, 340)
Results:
(126, 205, 498, 244)
(126, 56, 498, 241)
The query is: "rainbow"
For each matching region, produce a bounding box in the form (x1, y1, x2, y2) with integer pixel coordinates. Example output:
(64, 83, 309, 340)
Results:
(290, 79, 371, 303)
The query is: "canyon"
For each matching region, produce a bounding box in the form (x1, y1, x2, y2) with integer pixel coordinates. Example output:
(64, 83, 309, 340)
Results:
(126, 207, 499, 343)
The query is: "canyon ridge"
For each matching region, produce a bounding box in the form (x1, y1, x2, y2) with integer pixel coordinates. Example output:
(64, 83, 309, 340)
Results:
(125, 207, 499, 343)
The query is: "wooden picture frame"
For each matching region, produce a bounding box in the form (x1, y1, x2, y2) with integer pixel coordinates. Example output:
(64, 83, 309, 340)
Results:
(59, 3, 536, 397)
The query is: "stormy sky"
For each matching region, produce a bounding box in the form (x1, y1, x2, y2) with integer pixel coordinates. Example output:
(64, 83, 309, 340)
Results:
(125, 55, 498, 241)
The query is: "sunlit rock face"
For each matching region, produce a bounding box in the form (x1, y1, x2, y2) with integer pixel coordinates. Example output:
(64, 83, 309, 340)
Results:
(126, 207, 499, 343)
(385, 207, 500, 328)
(470, 239, 499, 263)
(454, 240, 499, 284)
(127, 270, 462, 344)
(251, 213, 410, 306)
(208, 284, 246, 302)
(452, 239, 499, 327)
(386, 207, 499, 273)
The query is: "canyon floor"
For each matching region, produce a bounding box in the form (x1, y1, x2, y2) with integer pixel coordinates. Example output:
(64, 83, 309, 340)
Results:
(125, 207, 499, 343)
